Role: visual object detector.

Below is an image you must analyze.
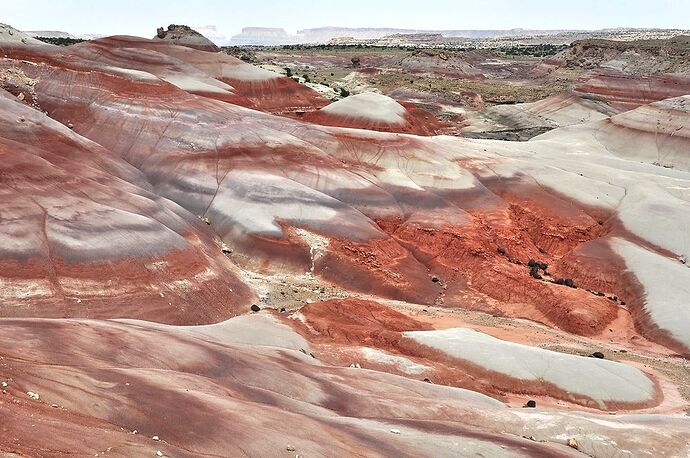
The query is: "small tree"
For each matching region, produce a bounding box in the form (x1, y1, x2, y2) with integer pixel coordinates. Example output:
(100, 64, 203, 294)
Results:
(340, 88, 350, 98)
(284, 67, 292, 77)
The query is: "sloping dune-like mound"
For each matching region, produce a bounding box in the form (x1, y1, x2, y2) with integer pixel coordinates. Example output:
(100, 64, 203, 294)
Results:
(71, 35, 328, 113)
(304, 92, 443, 134)
(575, 69, 690, 111)
(462, 93, 618, 139)
(322, 92, 407, 123)
(1, 315, 688, 457)
(0, 69, 253, 324)
(536, 95, 690, 171)
(2, 26, 690, 456)
(0, 23, 47, 46)
(293, 298, 660, 410)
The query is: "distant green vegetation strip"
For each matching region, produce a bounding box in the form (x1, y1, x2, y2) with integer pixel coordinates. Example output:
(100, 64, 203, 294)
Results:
(35, 37, 86, 46)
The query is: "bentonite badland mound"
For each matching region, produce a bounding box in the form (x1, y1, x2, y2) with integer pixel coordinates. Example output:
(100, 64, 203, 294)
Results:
(1, 22, 690, 457)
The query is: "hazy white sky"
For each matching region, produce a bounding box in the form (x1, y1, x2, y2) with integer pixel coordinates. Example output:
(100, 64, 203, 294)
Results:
(2, 0, 689, 38)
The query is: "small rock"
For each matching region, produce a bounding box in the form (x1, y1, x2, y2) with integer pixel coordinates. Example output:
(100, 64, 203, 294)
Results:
(496, 247, 506, 255)
(423, 378, 432, 383)
(67, 122, 74, 129)
(620, 301, 626, 306)
(152, 435, 160, 441)
(524, 400, 536, 408)
(17, 92, 25, 101)
(390, 429, 401, 434)
(286, 445, 296, 452)
(51, 403, 59, 408)
(156, 451, 164, 457)
(250, 304, 261, 312)
(279, 307, 286, 313)
(567, 438, 578, 449)
(431, 276, 440, 283)
(27, 391, 40, 400)
(591, 351, 605, 359)
(1, 381, 7, 388)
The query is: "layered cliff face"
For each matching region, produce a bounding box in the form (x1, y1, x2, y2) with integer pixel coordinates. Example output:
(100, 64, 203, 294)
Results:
(1, 31, 689, 457)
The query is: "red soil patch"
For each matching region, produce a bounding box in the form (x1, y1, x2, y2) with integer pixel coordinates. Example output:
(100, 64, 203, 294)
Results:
(292, 298, 662, 410)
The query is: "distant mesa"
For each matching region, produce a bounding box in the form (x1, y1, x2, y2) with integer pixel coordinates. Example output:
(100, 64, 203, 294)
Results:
(154, 24, 220, 52)
(230, 26, 587, 46)
(230, 27, 295, 46)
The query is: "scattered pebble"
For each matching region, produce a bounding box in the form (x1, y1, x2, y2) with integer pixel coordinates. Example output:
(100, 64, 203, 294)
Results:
(286, 445, 296, 451)
(390, 429, 401, 434)
(567, 438, 578, 449)
(250, 304, 261, 312)
(152, 435, 160, 441)
(27, 391, 40, 400)
(156, 451, 164, 457)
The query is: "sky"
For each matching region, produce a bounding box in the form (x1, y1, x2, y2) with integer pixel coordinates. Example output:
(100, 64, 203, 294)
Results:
(2, 0, 689, 39)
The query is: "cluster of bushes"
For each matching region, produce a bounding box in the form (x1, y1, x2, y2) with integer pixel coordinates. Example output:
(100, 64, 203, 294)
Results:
(500, 44, 569, 57)
(35, 37, 85, 46)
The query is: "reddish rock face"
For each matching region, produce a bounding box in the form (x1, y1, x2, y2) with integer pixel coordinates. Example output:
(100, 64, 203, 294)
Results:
(1, 31, 690, 457)
(575, 69, 690, 111)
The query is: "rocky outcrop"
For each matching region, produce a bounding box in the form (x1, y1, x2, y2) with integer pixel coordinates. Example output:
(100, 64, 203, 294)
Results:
(152, 24, 220, 52)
